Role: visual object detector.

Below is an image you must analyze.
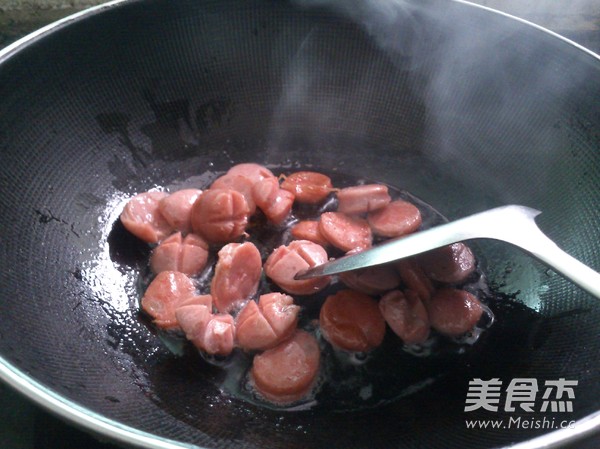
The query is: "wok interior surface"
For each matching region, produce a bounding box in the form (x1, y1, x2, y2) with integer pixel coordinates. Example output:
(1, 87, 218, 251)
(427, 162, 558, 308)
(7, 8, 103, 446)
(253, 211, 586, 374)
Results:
(0, 0, 599, 447)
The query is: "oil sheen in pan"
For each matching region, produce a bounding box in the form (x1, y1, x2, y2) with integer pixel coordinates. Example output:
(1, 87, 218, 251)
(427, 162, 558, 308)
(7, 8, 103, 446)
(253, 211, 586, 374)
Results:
(130, 169, 497, 412)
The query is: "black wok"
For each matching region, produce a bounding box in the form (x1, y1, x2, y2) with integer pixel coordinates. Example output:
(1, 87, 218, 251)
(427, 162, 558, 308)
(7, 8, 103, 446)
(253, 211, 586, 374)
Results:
(0, 0, 599, 448)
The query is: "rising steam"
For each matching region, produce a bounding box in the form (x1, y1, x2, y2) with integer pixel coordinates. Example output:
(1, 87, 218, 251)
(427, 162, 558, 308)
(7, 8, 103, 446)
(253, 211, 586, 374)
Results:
(275, 0, 596, 202)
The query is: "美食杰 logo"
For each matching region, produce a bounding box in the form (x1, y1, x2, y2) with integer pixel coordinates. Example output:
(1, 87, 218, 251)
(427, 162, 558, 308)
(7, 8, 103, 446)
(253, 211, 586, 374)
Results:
(464, 378, 578, 430)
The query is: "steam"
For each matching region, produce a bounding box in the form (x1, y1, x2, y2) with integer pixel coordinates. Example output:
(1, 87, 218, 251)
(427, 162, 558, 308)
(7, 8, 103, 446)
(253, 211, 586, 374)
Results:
(272, 0, 596, 204)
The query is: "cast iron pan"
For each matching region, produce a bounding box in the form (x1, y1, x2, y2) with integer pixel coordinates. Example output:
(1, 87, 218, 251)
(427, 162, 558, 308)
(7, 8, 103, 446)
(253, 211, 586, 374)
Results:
(0, 0, 599, 448)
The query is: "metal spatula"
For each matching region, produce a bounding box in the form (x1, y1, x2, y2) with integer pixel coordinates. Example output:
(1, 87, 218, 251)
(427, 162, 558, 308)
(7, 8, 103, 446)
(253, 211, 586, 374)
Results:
(295, 205, 600, 299)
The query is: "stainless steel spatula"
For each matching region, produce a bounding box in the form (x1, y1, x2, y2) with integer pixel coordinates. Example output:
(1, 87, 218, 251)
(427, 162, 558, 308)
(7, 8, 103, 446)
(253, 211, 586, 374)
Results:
(295, 205, 600, 299)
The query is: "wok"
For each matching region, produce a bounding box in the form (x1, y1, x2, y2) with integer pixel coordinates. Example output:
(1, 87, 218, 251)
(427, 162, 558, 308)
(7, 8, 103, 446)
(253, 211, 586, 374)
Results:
(0, 0, 598, 448)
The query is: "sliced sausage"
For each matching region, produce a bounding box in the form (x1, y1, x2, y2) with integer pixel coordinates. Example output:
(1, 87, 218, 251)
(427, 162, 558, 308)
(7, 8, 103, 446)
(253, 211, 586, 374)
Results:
(319, 212, 372, 252)
(251, 330, 320, 404)
(236, 293, 299, 351)
(175, 303, 211, 339)
(120, 191, 172, 243)
(252, 177, 279, 212)
(319, 289, 386, 352)
(203, 313, 236, 356)
(190, 188, 250, 243)
(236, 301, 278, 351)
(379, 290, 430, 345)
(427, 288, 483, 337)
(280, 171, 333, 204)
(417, 243, 476, 284)
(179, 294, 213, 309)
(141, 271, 196, 329)
(210, 174, 256, 214)
(150, 232, 209, 276)
(367, 200, 422, 238)
(395, 259, 435, 303)
(211, 242, 262, 313)
(267, 189, 295, 224)
(290, 220, 330, 247)
(259, 293, 300, 342)
(175, 304, 235, 356)
(227, 163, 274, 184)
(336, 184, 391, 215)
(158, 189, 203, 233)
(264, 240, 330, 295)
(339, 263, 401, 295)
(252, 177, 295, 224)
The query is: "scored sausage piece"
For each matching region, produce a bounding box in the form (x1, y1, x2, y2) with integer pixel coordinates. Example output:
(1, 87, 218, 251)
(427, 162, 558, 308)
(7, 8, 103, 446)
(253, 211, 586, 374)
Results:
(179, 294, 213, 309)
(379, 290, 430, 345)
(319, 289, 386, 352)
(141, 271, 197, 329)
(395, 259, 435, 303)
(338, 255, 401, 295)
(427, 288, 483, 337)
(319, 212, 372, 252)
(417, 243, 476, 284)
(236, 301, 277, 350)
(227, 163, 274, 184)
(280, 171, 333, 204)
(236, 293, 300, 351)
(290, 220, 330, 247)
(210, 174, 256, 215)
(259, 292, 300, 339)
(251, 330, 320, 405)
(150, 232, 209, 276)
(158, 189, 203, 234)
(120, 191, 173, 243)
(264, 240, 330, 295)
(211, 242, 262, 313)
(190, 188, 250, 243)
(336, 184, 391, 215)
(175, 304, 235, 356)
(252, 177, 295, 224)
(367, 200, 422, 238)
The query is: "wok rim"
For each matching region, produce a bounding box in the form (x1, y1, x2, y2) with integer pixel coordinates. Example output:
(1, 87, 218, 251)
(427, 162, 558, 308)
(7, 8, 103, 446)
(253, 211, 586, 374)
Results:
(0, 0, 598, 448)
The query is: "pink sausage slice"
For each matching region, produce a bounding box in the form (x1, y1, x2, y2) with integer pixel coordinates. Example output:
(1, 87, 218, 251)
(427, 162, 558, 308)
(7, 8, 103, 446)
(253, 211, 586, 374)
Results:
(236, 301, 277, 350)
(251, 330, 320, 404)
(339, 263, 401, 295)
(290, 221, 330, 247)
(379, 290, 430, 345)
(158, 189, 203, 233)
(264, 240, 330, 295)
(179, 294, 213, 309)
(227, 163, 274, 184)
(319, 212, 372, 252)
(210, 174, 256, 215)
(417, 243, 476, 284)
(120, 191, 173, 243)
(367, 200, 422, 238)
(267, 189, 295, 225)
(252, 177, 295, 224)
(339, 248, 400, 295)
(336, 184, 391, 215)
(203, 314, 236, 356)
(236, 293, 299, 351)
(319, 289, 386, 352)
(211, 242, 262, 313)
(190, 188, 250, 243)
(150, 232, 209, 276)
(259, 292, 300, 339)
(280, 171, 333, 204)
(141, 271, 196, 329)
(175, 304, 235, 356)
(395, 259, 435, 303)
(427, 288, 483, 337)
